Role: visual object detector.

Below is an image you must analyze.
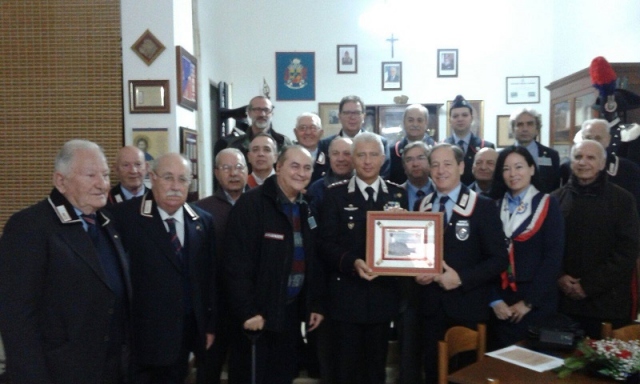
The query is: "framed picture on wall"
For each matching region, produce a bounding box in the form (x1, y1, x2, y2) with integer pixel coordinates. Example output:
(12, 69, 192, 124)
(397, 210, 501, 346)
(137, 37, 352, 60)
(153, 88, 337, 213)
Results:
(382, 62, 402, 90)
(128, 80, 170, 113)
(506, 76, 540, 104)
(337, 45, 357, 74)
(131, 29, 165, 66)
(437, 49, 458, 77)
(176, 46, 198, 110)
(180, 127, 199, 202)
(276, 52, 315, 101)
(446, 99, 484, 138)
(496, 115, 514, 147)
(132, 128, 168, 163)
(318, 102, 341, 137)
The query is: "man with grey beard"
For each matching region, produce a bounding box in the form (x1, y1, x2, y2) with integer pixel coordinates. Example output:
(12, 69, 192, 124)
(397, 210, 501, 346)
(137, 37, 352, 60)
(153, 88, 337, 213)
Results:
(215, 96, 292, 163)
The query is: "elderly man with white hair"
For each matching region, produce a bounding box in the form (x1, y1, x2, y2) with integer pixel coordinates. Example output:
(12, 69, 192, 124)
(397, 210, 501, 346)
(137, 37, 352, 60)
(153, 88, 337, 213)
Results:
(552, 140, 639, 339)
(293, 112, 327, 183)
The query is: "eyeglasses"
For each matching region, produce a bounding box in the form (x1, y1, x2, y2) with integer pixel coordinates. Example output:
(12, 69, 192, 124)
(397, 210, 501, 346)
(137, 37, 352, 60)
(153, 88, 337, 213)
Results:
(404, 155, 428, 163)
(158, 174, 191, 186)
(296, 125, 320, 132)
(341, 110, 363, 117)
(217, 164, 246, 173)
(250, 107, 273, 114)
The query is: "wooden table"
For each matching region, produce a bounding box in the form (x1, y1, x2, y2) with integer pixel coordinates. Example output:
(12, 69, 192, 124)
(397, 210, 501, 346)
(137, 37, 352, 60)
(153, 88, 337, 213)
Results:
(448, 355, 614, 384)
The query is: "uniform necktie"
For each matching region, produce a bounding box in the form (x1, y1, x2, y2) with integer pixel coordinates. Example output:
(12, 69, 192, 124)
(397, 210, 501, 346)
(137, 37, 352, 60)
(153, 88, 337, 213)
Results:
(81, 213, 99, 245)
(365, 186, 375, 208)
(439, 195, 449, 225)
(457, 140, 466, 153)
(416, 190, 426, 199)
(165, 218, 183, 258)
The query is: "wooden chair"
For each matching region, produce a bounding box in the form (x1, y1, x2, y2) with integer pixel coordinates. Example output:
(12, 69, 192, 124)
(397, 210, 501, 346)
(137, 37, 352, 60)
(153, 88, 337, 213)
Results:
(437, 323, 486, 384)
(601, 322, 640, 341)
(486, 379, 500, 384)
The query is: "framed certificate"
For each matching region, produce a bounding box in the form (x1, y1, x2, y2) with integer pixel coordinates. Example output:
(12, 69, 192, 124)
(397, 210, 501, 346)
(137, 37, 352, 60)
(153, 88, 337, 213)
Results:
(366, 211, 444, 276)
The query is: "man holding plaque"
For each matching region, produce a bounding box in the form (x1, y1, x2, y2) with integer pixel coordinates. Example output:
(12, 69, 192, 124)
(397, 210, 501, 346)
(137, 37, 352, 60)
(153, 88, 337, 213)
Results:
(319, 132, 407, 384)
(415, 143, 508, 384)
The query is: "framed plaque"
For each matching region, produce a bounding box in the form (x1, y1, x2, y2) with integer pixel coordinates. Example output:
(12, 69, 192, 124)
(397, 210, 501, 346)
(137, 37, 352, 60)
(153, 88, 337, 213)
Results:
(366, 211, 444, 276)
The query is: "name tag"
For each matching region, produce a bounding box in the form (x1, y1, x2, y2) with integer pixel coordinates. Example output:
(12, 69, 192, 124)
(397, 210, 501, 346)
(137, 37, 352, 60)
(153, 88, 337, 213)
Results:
(264, 232, 285, 240)
(538, 157, 552, 166)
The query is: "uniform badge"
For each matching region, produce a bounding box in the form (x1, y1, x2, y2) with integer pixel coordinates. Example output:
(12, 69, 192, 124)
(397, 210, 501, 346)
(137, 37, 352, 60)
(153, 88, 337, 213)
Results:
(56, 205, 72, 222)
(317, 152, 326, 165)
(308, 216, 317, 229)
(115, 194, 123, 203)
(143, 200, 153, 215)
(455, 220, 470, 241)
(348, 223, 354, 230)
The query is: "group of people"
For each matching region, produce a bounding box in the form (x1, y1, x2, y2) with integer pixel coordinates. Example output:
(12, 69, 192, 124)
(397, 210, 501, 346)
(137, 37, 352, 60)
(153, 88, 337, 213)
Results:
(0, 93, 638, 384)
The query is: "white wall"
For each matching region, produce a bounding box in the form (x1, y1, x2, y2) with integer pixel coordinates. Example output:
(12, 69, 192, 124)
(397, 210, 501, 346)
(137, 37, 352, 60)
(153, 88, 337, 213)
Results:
(122, 0, 640, 196)
(208, 0, 559, 145)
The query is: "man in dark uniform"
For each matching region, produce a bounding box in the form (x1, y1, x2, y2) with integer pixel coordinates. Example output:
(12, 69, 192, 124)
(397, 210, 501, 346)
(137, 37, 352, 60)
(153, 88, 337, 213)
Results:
(443, 95, 495, 186)
(215, 96, 292, 162)
(389, 104, 436, 184)
(196, 148, 248, 384)
(319, 132, 407, 384)
(108, 145, 149, 205)
(415, 143, 508, 384)
(509, 108, 560, 193)
(0, 139, 132, 384)
(318, 95, 391, 178)
(110, 153, 217, 384)
(293, 112, 328, 184)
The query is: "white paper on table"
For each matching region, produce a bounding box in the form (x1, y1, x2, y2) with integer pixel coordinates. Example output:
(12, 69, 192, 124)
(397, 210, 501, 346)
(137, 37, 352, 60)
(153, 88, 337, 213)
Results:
(485, 345, 565, 372)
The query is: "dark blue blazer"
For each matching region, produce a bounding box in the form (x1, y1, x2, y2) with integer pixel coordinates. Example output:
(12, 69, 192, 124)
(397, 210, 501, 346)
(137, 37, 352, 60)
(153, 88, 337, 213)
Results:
(109, 192, 216, 367)
(444, 134, 495, 186)
(416, 185, 508, 322)
(0, 189, 132, 384)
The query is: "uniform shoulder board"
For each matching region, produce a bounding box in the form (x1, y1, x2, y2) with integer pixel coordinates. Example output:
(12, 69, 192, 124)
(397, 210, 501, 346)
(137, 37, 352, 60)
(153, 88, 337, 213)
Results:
(327, 179, 349, 189)
(385, 180, 405, 189)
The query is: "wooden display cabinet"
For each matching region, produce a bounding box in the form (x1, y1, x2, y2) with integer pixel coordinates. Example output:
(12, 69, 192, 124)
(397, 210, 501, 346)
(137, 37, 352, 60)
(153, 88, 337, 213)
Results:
(546, 63, 640, 149)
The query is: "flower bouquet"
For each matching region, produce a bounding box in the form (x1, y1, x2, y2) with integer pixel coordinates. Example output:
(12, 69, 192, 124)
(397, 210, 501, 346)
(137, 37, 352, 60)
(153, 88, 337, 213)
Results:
(557, 338, 640, 381)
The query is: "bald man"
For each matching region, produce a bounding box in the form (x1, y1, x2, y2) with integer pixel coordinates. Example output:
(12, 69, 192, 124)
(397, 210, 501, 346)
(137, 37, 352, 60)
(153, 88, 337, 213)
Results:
(108, 145, 149, 205)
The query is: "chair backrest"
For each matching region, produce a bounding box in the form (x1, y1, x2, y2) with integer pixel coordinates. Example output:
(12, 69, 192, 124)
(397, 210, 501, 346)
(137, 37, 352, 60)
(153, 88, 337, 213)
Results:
(601, 322, 640, 341)
(437, 323, 486, 384)
(486, 379, 500, 384)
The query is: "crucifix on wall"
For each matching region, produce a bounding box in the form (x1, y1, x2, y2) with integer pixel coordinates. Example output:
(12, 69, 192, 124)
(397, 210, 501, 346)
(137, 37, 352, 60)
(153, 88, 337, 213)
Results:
(386, 33, 398, 58)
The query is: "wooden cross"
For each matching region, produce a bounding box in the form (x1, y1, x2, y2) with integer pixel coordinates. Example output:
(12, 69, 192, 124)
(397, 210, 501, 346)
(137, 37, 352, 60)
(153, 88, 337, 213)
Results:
(386, 34, 398, 58)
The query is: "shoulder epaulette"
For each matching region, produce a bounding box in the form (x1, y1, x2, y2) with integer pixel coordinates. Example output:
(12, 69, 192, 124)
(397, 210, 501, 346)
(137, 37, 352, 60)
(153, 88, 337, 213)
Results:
(327, 179, 349, 189)
(385, 180, 405, 189)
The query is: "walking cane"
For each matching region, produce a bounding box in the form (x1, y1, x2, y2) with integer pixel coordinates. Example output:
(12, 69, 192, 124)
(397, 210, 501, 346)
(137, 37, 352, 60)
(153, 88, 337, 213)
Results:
(244, 330, 261, 384)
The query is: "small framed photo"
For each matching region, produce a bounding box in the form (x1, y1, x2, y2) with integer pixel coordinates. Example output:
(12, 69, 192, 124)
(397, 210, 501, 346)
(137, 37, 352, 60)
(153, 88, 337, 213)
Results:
(131, 29, 165, 66)
(128, 80, 170, 113)
(506, 76, 540, 104)
(337, 45, 357, 74)
(318, 102, 342, 137)
(437, 49, 458, 77)
(180, 127, 199, 201)
(366, 211, 444, 276)
(176, 46, 198, 110)
(497, 115, 514, 147)
(378, 105, 406, 143)
(382, 61, 402, 90)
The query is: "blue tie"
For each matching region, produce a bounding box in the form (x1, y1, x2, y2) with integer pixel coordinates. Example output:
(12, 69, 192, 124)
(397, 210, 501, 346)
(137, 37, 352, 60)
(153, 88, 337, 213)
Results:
(81, 213, 99, 245)
(457, 140, 466, 153)
(439, 195, 449, 224)
(165, 218, 183, 261)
